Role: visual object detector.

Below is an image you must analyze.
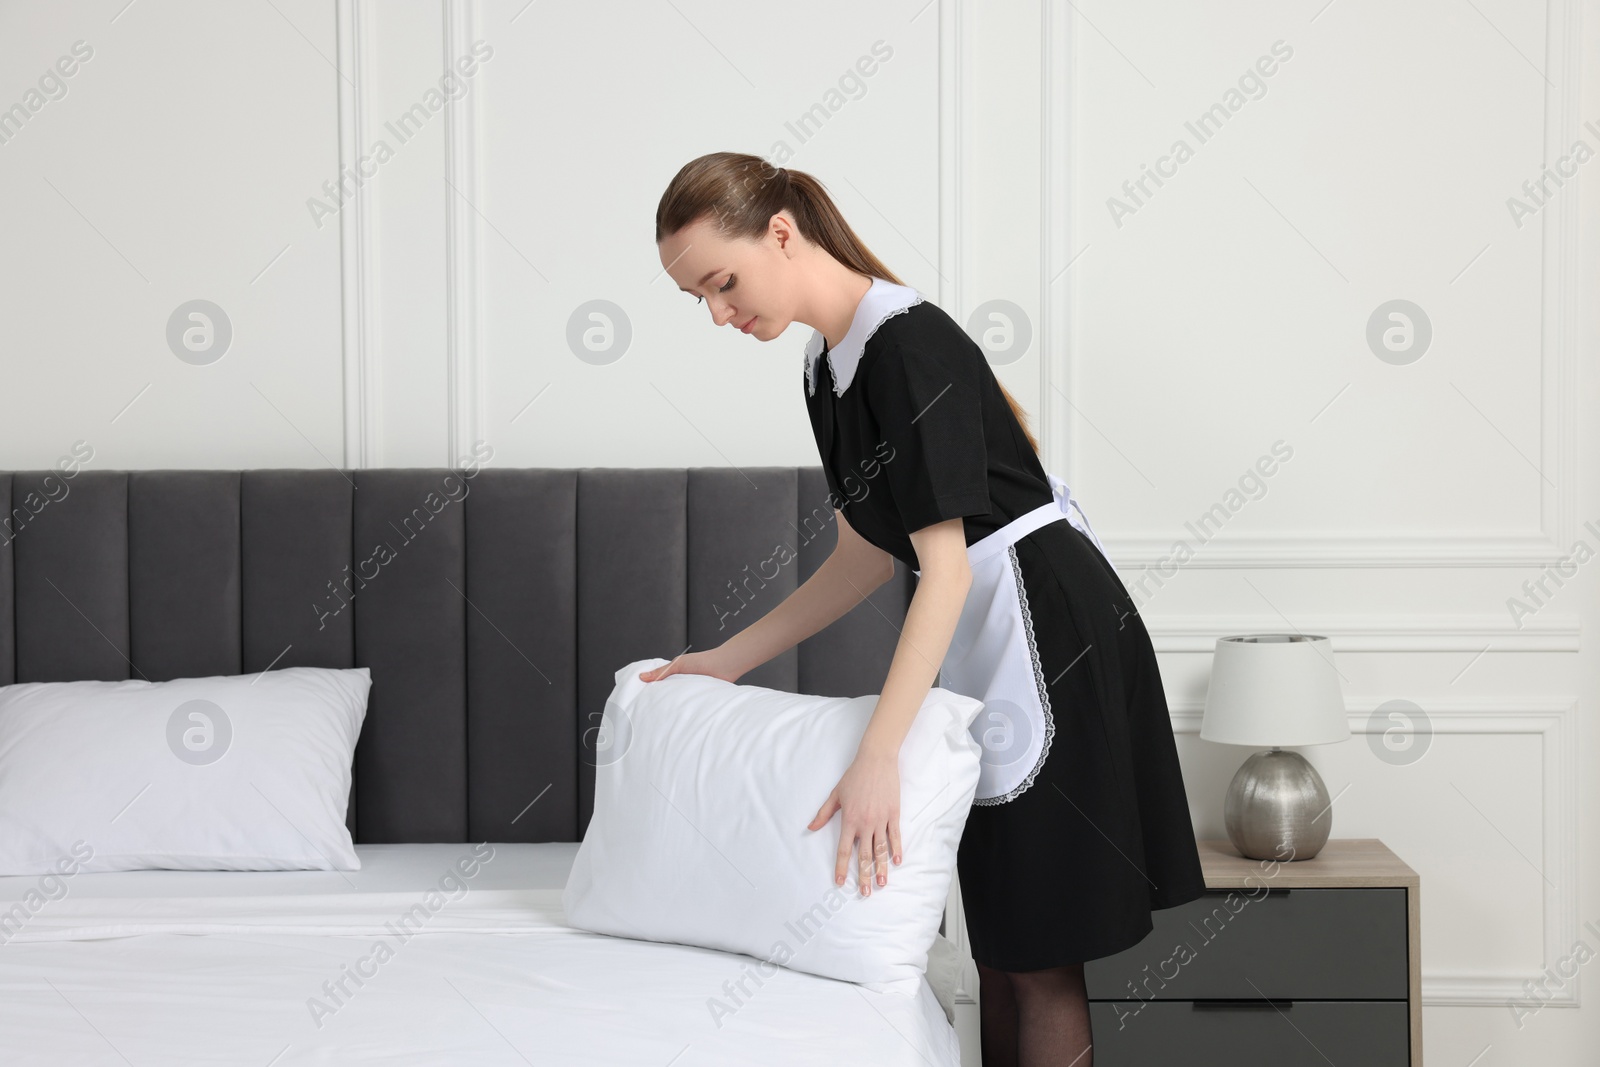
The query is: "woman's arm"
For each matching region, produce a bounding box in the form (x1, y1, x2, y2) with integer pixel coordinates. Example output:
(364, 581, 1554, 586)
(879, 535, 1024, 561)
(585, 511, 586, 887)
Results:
(856, 517, 972, 761)
(807, 516, 973, 895)
(716, 508, 898, 678)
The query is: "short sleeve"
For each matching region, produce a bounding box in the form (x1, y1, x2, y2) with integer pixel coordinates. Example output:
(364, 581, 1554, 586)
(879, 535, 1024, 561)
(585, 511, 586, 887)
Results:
(862, 337, 992, 534)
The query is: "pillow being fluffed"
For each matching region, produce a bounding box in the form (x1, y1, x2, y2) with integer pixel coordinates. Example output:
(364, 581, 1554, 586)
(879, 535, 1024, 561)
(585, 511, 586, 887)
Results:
(562, 657, 984, 996)
(0, 667, 370, 874)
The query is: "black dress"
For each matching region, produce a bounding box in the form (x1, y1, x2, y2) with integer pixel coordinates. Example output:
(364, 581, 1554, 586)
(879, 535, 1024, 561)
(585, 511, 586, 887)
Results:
(804, 284, 1207, 970)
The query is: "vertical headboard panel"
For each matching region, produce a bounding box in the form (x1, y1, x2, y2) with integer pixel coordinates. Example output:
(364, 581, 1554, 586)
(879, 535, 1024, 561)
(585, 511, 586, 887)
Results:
(687, 466, 802, 694)
(129, 471, 243, 683)
(13, 470, 131, 683)
(464, 468, 579, 844)
(240, 469, 359, 835)
(350, 469, 470, 844)
(795, 466, 913, 700)
(574, 469, 690, 835)
(0, 467, 916, 844)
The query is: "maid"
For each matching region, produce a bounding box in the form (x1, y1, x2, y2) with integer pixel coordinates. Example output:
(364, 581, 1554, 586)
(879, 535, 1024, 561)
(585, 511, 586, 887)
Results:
(652, 153, 1206, 1066)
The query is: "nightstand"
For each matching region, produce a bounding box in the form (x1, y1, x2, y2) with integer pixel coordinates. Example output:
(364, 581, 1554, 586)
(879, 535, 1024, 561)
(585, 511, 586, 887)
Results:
(1083, 838, 1422, 1066)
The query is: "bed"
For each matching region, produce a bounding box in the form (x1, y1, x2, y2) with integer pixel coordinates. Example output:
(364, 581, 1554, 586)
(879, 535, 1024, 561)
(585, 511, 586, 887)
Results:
(0, 466, 966, 1063)
(0, 842, 961, 1064)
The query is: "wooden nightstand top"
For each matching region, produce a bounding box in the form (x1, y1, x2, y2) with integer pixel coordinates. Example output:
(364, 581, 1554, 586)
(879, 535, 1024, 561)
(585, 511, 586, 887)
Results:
(1198, 837, 1420, 889)
(1199, 837, 1424, 1065)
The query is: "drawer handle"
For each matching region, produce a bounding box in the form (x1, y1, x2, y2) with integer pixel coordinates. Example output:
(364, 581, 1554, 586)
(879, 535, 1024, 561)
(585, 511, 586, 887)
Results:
(1191, 999, 1294, 1010)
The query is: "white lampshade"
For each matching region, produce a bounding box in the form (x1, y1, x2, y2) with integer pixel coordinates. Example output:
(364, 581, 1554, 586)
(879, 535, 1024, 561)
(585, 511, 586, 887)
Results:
(1200, 634, 1349, 747)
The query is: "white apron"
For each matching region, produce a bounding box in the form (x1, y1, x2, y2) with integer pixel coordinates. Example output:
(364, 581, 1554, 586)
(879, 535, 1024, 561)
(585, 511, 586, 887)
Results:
(913, 474, 1109, 806)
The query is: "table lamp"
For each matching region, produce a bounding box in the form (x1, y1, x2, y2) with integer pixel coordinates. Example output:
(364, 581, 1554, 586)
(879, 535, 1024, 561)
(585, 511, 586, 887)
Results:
(1200, 633, 1349, 860)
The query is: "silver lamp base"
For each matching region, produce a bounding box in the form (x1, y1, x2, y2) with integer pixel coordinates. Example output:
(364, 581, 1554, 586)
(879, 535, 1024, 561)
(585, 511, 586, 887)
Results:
(1222, 747, 1332, 861)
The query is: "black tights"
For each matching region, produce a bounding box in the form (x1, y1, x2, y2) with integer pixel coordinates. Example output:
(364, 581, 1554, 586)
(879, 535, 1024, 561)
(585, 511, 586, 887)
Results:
(976, 960, 1093, 1067)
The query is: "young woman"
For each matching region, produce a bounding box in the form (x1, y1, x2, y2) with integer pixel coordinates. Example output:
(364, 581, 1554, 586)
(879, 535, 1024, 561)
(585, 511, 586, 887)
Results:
(645, 152, 1206, 1067)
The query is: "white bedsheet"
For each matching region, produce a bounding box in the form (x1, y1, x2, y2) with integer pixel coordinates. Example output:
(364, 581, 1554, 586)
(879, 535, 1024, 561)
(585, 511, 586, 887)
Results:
(0, 842, 962, 1066)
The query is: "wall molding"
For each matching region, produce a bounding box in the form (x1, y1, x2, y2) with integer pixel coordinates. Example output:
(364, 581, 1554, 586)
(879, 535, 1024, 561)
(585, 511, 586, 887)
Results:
(1172, 697, 1579, 1007)
(1044, 0, 1582, 568)
(336, 0, 482, 470)
(444, 0, 483, 467)
(1040, 0, 1073, 499)
(335, 0, 378, 470)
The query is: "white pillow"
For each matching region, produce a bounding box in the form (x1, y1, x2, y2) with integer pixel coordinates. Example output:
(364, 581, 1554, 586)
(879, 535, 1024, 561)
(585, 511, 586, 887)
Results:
(562, 657, 984, 996)
(0, 666, 370, 875)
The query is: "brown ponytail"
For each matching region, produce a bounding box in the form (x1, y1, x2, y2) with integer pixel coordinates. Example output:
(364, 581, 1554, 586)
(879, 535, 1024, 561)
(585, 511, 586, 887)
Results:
(655, 152, 1042, 455)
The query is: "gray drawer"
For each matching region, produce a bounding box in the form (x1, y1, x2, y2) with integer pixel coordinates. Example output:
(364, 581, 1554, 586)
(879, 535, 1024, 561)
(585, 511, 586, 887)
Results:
(1085, 888, 1408, 1000)
(1090, 1000, 1409, 1066)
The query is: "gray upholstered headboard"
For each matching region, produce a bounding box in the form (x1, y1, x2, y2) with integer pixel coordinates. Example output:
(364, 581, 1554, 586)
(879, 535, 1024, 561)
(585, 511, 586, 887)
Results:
(0, 468, 914, 844)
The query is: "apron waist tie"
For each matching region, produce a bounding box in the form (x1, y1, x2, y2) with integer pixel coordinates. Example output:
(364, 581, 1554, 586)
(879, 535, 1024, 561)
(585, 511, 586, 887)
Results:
(916, 473, 1109, 575)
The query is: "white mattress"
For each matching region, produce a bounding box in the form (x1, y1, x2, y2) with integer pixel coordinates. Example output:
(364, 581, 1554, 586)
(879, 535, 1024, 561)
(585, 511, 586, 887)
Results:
(0, 842, 962, 1066)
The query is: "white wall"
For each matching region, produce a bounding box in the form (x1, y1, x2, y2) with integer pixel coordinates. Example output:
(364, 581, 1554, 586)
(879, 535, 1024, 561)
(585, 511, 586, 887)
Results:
(0, 0, 345, 469)
(3, 1, 1599, 1062)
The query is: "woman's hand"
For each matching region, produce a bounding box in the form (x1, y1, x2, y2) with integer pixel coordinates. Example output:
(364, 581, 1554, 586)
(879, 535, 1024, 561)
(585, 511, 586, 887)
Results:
(638, 647, 744, 684)
(806, 748, 902, 896)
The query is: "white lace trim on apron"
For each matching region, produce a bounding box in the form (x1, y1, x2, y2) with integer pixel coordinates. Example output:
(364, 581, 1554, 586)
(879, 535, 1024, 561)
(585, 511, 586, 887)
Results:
(920, 475, 1111, 806)
(970, 543, 1056, 807)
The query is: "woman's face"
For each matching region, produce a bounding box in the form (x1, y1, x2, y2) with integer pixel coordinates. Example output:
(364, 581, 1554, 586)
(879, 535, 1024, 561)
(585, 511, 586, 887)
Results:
(658, 213, 794, 341)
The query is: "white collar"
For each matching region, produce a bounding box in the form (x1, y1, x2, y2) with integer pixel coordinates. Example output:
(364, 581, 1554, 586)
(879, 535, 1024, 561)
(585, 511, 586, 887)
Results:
(804, 277, 925, 398)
